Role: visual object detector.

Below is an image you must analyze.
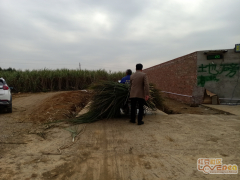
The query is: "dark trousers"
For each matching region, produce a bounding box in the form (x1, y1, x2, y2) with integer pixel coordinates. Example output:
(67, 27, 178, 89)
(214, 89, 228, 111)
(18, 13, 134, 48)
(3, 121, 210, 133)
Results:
(130, 98, 144, 123)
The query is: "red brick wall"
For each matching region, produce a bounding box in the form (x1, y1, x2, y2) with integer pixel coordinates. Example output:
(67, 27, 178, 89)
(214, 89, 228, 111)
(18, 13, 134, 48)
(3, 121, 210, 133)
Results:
(144, 52, 198, 104)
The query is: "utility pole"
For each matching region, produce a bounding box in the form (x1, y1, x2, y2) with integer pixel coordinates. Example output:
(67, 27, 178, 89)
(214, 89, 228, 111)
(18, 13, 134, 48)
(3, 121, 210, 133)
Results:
(79, 63, 81, 70)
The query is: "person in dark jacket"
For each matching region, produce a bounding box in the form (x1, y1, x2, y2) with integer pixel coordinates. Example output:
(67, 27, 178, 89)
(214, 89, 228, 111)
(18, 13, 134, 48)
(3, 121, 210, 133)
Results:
(130, 64, 149, 125)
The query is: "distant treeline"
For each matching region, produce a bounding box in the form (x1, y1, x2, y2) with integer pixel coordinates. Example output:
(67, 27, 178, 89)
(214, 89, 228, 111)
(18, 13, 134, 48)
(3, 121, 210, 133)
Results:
(0, 67, 17, 71)
(0, 69, 125, 92)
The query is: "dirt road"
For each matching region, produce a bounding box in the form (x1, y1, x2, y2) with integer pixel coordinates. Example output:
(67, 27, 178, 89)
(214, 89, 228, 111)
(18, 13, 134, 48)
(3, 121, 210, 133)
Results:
(0, 91, 240, 180)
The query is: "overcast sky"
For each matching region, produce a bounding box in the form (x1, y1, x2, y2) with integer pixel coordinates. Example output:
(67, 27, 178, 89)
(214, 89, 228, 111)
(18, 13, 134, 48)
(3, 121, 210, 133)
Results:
(0, 0, 239, 71)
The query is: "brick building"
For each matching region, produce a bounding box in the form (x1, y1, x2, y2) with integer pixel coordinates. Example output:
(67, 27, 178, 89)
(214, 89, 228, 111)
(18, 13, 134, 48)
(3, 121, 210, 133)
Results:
(144, 46, 240, 105)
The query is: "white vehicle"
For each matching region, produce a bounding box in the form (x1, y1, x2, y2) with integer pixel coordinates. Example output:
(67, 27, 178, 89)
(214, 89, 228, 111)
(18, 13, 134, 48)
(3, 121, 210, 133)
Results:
(0, 77, 12, 113)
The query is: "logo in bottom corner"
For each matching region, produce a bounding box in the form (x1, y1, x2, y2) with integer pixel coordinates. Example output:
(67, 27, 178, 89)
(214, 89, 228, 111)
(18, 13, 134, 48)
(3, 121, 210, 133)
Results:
(197, 158, 238, 174)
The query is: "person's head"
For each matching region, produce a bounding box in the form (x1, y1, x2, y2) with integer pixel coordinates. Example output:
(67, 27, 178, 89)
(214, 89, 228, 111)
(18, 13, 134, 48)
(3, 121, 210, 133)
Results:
(136, 63, 143, 71)
(126, 69, 132, 75)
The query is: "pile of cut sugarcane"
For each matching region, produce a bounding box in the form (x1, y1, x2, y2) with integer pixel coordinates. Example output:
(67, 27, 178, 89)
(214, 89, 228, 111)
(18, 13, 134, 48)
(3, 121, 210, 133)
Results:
(68, 81, 164, 124)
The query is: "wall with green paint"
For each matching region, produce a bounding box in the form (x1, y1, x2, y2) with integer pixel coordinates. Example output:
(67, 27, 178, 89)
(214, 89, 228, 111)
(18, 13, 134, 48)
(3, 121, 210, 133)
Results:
(197, 49, 240, 102)
(144, 47, 239, 105)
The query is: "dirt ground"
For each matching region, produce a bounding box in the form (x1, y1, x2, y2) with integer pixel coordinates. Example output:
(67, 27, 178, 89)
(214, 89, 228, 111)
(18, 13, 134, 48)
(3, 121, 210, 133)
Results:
(163, 98, 231, 115)
(0, 91, 240, 180)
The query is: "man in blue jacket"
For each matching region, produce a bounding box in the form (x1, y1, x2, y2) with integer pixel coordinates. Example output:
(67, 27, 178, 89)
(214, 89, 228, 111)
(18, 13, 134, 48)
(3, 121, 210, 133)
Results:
(120, 69, 132, 84)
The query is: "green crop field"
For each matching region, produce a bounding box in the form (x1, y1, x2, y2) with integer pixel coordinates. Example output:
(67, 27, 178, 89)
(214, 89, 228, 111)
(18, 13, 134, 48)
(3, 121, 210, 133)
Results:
(0, 69, 125, 92)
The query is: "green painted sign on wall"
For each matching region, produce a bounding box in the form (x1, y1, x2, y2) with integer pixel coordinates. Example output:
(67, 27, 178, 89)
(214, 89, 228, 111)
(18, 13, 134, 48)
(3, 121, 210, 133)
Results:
(207, 54, 223, 60)
(197, 63, 240, 87)
(235, 44, 240, 53)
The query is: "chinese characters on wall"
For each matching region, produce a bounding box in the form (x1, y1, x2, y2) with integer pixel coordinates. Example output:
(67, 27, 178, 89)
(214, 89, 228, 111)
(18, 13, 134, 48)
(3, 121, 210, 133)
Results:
(197, 63, 239, 87)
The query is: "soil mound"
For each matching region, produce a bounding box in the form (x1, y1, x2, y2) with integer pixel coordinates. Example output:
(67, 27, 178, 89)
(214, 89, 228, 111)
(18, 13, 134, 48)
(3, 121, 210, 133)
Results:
(31, 91, 92, 122)
(11, 91, 92, 122)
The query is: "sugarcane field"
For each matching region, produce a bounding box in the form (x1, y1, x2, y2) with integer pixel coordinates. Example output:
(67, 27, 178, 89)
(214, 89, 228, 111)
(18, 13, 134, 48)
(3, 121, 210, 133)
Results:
(0, 82, 240, 179)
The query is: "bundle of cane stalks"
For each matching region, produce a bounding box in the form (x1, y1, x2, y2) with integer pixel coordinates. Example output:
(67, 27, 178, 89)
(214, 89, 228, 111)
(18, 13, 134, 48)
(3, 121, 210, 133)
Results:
(68, 81, 164, 124)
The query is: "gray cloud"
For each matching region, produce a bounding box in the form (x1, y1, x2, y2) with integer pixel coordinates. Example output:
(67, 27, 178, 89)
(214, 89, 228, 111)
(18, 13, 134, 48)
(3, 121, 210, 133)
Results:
(0, 0, 239, 71)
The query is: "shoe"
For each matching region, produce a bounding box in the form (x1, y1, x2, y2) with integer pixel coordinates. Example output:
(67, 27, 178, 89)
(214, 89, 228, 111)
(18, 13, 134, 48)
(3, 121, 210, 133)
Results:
(130, 120, 136, 123)
(138, 121, 144, 125)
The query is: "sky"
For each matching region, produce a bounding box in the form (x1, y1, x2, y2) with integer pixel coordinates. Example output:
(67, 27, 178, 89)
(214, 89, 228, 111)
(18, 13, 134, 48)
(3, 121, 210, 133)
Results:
(0, 0, 239, 72)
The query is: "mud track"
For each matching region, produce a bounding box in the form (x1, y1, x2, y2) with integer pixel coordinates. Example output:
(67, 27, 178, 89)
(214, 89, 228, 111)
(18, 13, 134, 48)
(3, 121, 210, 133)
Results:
(0, 91, 240, 180)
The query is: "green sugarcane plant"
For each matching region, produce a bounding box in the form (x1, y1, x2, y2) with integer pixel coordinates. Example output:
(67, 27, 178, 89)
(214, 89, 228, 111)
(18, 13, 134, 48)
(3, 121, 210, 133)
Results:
(68, 81, 164, 124)
(0, 69, 125, 92)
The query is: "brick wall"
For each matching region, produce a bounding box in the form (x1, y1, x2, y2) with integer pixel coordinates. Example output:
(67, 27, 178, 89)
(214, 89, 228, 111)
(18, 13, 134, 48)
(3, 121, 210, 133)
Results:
(144, 52, 199, 104)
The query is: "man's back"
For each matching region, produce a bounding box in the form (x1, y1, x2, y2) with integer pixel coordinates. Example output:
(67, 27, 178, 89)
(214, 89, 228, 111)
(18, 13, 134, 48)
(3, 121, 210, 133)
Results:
(130, 71, 149, 99)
